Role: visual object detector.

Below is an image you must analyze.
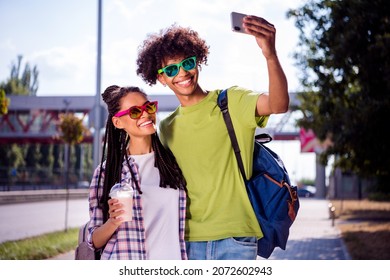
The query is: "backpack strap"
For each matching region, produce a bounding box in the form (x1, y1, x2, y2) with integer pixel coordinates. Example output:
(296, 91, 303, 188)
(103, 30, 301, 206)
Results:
(217, 89, 248, 182)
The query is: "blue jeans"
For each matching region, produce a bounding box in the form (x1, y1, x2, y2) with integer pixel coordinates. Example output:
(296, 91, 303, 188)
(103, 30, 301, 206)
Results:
(185, 237, 257, 260)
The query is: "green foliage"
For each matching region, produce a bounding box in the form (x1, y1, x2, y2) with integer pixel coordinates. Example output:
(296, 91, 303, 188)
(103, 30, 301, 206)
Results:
(0, 142, 93, 186)
(0, 144, 25, 184)
(300, 178, 315, 186)
(8, 144, 25, 169)
(0, 228, 78, 260)
(0, 55, 39, 96)
(25, 144, 41, 169)
(52, 144, 63, 175)
(287, 0, 390, 190)
(0, 89, 10, 115)
(367, 192, 390, 202)
(58, 113, 88, 145)
(39, 144, 54, 168)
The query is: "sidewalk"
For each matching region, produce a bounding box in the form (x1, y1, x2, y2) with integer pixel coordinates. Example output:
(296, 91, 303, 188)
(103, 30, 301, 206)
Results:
(264, 198, 351, 260)
(49, 198, 351, 260)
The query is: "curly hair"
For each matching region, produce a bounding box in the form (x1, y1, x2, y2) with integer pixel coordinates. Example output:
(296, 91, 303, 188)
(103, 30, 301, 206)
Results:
(98, 85, 187, 222)
(136, 24, 210, 86)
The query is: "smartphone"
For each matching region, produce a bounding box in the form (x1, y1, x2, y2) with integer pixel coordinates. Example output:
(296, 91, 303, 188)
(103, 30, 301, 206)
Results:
(230, 12, 248, 34)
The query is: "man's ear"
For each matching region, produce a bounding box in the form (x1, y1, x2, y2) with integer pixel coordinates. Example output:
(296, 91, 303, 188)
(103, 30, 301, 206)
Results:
(112, 116, 124, 129)
(157, 74, 166, 87)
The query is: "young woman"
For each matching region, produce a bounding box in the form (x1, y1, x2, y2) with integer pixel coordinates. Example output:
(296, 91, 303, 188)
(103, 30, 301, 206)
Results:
(86, 85, 187, 260)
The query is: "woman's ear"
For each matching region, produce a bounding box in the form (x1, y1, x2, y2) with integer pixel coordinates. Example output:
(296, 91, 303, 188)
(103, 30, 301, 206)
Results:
(112, 116, 124, 129)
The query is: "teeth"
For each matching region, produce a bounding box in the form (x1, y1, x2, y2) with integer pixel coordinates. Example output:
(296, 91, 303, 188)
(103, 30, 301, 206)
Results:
(139, 121, 152, 127)
(177, 78, 191, 85)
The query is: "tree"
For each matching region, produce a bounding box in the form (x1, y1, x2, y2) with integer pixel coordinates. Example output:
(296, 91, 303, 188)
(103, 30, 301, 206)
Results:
(57, 112, 88, 231)
(52, 144, 62, 176)
(0, 55, 39, 187)
(25, 144, 41, 169)
(0, 144, 25, 188)
(39, 144, 54, 182)
(0, 89, 10, 115)
(58, 113, 87, 145)
(0, 55, 39, 95)
(287, 0, 390, 193)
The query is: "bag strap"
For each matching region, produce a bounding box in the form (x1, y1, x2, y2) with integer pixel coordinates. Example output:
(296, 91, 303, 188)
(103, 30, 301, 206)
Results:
(217, 89, 248, 182)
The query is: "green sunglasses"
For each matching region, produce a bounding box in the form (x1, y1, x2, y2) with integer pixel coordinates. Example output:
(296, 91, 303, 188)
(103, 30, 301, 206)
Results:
(157, 56, 197, 78)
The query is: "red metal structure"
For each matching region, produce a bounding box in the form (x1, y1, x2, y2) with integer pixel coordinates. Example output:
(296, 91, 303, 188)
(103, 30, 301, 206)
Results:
(0, 94, 300, 144)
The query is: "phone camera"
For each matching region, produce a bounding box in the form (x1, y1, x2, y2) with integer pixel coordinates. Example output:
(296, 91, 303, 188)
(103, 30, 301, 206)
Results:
(234, 26, 241, 31)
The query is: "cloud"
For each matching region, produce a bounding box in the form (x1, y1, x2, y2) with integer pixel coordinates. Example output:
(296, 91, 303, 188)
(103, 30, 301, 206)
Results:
(0, 0, 303, 96)
(29, 40, 96, 95)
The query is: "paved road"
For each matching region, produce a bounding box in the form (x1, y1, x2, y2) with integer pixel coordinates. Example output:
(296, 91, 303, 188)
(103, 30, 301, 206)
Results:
(0, 198, 89, 243)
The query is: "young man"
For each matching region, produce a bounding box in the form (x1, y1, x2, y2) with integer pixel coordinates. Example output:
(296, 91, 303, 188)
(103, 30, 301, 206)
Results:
(136, 15, 289, 260)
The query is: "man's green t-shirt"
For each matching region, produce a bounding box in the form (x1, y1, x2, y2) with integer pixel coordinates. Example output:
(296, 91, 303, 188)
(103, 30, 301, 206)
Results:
(159, 86, 269, 241)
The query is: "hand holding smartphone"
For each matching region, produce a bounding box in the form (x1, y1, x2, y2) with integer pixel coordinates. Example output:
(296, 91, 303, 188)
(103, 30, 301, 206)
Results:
(230, 12, 249, 34)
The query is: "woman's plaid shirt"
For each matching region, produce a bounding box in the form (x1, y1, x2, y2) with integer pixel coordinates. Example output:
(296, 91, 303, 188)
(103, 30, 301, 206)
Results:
(86, 156, 187, 260)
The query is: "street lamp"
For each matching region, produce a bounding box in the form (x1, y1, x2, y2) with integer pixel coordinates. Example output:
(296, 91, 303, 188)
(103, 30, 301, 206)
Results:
(93, 0, 103, 169)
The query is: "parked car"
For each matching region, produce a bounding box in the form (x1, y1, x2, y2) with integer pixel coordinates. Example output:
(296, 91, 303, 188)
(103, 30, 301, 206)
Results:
(297, 186, 316, 198)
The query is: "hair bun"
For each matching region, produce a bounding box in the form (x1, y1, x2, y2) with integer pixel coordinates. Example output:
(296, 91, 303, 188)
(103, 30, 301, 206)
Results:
(102, 85, 120, 103)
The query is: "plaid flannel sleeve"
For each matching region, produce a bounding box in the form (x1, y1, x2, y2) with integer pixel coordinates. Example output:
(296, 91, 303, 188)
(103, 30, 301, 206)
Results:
(86, 163, 105, 249)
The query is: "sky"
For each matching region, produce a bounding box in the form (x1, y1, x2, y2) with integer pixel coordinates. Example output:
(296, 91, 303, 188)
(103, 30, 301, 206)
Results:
(0, 0, 318, 183)
(0, 0, 306, 95)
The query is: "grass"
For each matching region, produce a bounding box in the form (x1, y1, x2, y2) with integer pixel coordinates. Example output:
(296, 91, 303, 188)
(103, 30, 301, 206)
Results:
(330, 199, 390, 260)
(0, 228, 78, 260)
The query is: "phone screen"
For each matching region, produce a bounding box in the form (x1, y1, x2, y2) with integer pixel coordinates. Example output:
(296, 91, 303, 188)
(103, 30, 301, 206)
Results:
(230, 12, 248, 34)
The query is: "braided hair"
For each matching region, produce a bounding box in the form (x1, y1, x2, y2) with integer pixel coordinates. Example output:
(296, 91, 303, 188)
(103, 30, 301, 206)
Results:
(98, 85, 186, 222)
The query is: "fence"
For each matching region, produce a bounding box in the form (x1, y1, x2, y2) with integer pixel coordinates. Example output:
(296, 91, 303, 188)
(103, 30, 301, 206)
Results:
(0, 166, 93, 191)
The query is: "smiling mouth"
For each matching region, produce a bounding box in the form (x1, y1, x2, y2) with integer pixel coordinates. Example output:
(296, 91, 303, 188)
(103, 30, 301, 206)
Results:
(176, 77, 192, 86)
(138, 120, 153, 127)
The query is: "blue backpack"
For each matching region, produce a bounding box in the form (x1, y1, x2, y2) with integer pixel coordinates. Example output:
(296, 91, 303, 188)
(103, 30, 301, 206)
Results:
(218, 89, 300, 258)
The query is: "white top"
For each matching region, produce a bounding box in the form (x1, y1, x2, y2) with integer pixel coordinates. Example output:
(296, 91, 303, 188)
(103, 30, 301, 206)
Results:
(131, 152, 181, 260)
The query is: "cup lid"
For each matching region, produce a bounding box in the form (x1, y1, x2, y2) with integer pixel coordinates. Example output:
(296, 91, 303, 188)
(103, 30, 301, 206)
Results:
(109, 183, 133, 198)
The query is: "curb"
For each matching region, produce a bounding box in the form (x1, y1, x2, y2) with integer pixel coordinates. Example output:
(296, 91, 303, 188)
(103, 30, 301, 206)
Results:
(334, 220, 353, 260)
(0, 189, 89, 205)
